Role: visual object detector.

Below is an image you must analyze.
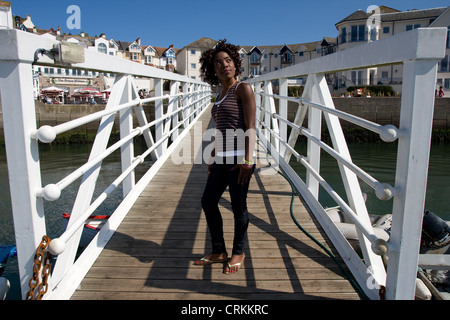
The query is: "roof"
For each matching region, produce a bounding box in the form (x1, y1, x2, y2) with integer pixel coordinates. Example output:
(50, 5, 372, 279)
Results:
(335, 6, 447, 26)
(178, 37, 218, 53)
(239, 37, 337, 55)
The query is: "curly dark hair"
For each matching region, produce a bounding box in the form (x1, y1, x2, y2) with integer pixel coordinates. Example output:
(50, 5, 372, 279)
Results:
(200, 39, 242, 86)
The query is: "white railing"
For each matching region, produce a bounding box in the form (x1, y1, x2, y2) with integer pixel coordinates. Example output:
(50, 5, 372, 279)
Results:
(0, 29, 211, 299)
(246, 27, 448, 300)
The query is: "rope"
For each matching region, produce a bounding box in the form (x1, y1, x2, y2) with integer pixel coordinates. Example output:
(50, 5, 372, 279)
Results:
(258, 141, 369, 299)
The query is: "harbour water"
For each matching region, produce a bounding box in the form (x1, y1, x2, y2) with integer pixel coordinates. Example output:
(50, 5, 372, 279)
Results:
(0, 141, 449, 299)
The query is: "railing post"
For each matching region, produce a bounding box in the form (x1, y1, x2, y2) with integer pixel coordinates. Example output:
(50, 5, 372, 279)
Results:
(0, 60, 46, 299)
(254, 82, 262, 132)
(386, 59, 439, 300)
(154, 78, 164, 156)
(279, 78, 288, 158)
(181, 82, 189, 126)
(119, 76, 137, 196)
(303, 75, 322, 199)
(168, 81, 179, 141)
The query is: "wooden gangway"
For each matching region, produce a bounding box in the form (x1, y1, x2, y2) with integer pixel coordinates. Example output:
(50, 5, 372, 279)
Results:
(71, 106, 361, 300)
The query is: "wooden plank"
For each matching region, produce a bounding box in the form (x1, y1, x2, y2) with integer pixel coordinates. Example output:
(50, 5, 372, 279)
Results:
(72, 106, 361, 301)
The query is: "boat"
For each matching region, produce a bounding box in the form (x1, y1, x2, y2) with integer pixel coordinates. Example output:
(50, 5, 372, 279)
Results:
(0, 245, 17, 300)
(62, 213, 110, 248)
(325, 207, 450, 300)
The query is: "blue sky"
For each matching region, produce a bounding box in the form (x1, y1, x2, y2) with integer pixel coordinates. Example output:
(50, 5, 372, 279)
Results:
(9, 0, 450, 48)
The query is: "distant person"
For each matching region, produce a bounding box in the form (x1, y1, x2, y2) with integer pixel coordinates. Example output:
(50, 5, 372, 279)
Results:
(438, 86, 444, 97)
(194, 40, 256, 274)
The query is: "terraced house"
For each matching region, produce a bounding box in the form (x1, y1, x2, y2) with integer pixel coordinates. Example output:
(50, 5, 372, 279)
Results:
(177, 5, 450, 95)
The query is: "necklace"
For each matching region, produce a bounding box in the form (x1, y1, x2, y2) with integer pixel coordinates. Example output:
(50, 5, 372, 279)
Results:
(215, 81, 238, 105)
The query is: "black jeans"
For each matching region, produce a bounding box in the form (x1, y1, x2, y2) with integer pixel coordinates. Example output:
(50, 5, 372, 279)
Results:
(201, 161, 254, 255)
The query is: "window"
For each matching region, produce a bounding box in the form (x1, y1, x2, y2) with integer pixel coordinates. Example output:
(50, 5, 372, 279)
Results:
(440, 55, 449, 72)
(383, 26, 390, 34)
(250, 52, 260, 63)
(447, 26, 450, 49)
(274, 54, 278, 59)
(145, 56, 152, 64)
(130, 43, 140, 51)
(190, 49, 196, 54)
(190, 63, 196, 69)
(98, 43, 107, 54)
(240, 53, 245, 59)
(250, 66, 259, 76)
(299, 51, 304, 56)
(351, 70, 363, 85)
(340, 27, 347, 43)
(351, 25, 365, 42)
(381, 71, 389, 78)
(406, 24, 421, 31)
(445, 78, 450, 89)
(369, 27, 377, 41)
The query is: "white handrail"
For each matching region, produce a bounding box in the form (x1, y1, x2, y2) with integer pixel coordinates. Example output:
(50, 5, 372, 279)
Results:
(49, 98, 205, 255)
(247, 27, 447, 300)
(0, 29, 211, 300)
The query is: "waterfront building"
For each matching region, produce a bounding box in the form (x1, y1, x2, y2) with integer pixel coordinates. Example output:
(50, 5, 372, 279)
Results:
(10, 11, 180, 101)
(238, 38, 337, 81)
(176, 37, 336, 83)
(176, 37, 218, 81)
(335, 5, 450, 94)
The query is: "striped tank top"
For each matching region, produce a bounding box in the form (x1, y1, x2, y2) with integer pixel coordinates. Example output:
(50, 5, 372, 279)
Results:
(211, 82, 246, 157)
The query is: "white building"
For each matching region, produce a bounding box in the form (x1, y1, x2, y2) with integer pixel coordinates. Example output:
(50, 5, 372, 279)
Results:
(176, 37, 336, 82)
(176, 37, 217, 81)
(335, 5, 450, 93)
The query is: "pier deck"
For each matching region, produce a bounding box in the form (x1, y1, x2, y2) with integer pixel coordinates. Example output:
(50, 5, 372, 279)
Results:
(71, 106, 361, 300)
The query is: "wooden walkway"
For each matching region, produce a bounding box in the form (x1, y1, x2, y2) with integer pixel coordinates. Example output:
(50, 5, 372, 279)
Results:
(71, 106, 361, 300)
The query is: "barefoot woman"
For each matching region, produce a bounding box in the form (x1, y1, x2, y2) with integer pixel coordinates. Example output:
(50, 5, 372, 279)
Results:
(195, 40, 256, 274)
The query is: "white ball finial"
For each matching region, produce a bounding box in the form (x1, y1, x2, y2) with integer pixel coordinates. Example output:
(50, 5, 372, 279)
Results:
(48, 238, 65, 256)
(36, 125, 56, 143)
(42, 184, 61, 201)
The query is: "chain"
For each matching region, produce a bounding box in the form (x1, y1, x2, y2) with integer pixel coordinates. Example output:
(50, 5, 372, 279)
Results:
(26, 235, 53, 300)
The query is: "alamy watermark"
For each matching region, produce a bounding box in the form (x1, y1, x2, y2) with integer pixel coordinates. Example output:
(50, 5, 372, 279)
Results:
(66, 5, 81, 30)
(169, 121, 278, 175)
(366, 5, 381, 42)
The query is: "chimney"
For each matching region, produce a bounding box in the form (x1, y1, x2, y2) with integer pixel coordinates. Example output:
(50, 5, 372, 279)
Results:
(136, 37, 141, 45)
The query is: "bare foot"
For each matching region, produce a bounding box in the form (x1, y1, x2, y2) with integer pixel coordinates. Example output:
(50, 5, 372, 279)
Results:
(224, 253, 245, 274)
(194, 252, 228, 265)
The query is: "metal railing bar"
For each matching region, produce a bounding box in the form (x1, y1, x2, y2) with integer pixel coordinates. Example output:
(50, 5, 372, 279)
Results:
(257, 92, 400, 142)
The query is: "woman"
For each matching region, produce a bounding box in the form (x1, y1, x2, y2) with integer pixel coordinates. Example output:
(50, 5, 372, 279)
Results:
(194, 40, 256, 274)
